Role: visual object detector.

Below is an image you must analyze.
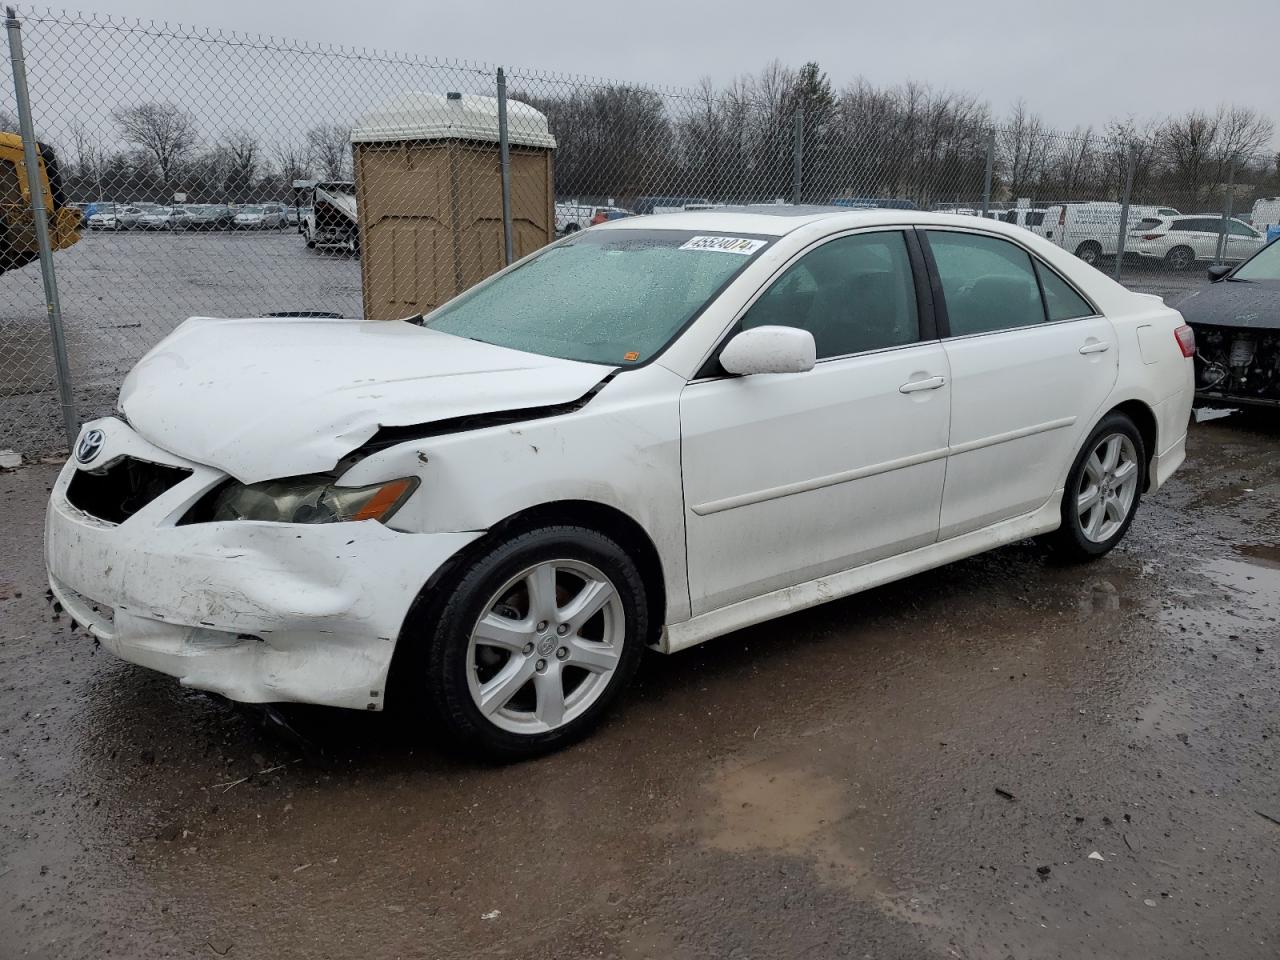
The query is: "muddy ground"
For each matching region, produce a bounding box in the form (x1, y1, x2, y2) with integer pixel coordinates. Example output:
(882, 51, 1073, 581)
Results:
(1, 411, 1278, 959)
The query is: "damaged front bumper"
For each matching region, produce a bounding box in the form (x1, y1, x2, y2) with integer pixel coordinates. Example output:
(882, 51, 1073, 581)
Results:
(45, 418, 480, 711)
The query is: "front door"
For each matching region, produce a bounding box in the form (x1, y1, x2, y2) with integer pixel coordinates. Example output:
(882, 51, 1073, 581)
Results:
(680, 230, 951, 615)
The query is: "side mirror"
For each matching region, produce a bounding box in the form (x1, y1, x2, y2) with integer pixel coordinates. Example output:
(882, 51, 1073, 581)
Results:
(719, 325, 816, 376)
(1207, 264, 1232, 282)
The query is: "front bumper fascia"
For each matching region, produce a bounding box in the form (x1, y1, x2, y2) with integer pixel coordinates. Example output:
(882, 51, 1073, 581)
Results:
(45, 418, 481, 711)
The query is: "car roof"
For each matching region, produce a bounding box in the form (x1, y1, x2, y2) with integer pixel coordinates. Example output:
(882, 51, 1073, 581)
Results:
(594, 205, 1046, 238)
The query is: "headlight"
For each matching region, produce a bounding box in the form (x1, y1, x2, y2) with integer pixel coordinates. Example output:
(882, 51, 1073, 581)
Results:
(211, 475, 418, 524)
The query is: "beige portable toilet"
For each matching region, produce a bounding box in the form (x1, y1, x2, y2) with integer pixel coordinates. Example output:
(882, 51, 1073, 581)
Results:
(351, 92, 557, 320)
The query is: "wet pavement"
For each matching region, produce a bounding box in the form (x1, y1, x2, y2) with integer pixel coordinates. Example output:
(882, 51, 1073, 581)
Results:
(2, 412, 1278, 959)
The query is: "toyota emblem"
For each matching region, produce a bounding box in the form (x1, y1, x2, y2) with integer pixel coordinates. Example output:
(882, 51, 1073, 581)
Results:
(75, 428, 105, 465)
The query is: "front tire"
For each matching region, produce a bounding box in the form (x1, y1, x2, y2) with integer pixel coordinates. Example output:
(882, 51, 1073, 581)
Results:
(1046, 412, 1145, 561)
(406, 525, 648, 760)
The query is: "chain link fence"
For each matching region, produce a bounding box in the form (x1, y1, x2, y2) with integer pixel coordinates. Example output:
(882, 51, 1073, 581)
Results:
(0, 5, 1277, 459)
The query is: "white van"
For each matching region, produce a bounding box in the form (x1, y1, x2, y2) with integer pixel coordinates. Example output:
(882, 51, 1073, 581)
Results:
(1041, 202, 1181, 265)
(1251, 197, 1280, 232)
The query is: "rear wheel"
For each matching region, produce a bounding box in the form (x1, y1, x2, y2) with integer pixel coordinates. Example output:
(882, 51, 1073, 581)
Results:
(1074, 240, 1103, 266)
(1164, 245, 1194, 272)
(1046, 412, 1145, 561)
(406, 525, 648, 759)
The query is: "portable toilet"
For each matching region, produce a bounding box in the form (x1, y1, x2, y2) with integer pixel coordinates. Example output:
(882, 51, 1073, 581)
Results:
(350, 92, 557, 320)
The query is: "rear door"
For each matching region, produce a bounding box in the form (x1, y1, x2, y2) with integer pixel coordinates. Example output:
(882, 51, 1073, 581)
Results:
(922, 228, 1118, 539)
(680, 229, 950, 614)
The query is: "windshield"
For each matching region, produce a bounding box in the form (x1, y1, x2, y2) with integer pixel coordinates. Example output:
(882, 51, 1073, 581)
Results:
(424, 228, 773, 365)
(1233, 240, 1280, 281)
(240, 205, 265, 214)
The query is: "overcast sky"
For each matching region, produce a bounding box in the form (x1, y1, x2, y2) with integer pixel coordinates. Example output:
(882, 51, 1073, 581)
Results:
(45, 0, 1280, 141)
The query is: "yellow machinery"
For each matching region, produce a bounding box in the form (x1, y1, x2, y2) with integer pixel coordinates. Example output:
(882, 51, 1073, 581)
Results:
(0, 131, 81, 274)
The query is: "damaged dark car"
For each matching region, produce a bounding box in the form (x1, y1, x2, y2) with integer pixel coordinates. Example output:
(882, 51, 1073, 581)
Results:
(1176, 239, 1280, 408)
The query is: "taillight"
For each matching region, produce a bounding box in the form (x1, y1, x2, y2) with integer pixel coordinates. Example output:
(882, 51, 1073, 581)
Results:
(1058, 207, 1066, 226)
(1141, 233, 1166, 240)
(1174, 324, 1195, 358)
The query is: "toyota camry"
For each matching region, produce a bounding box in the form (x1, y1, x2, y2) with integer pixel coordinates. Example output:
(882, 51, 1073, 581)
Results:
(46, 207, 1195, 758)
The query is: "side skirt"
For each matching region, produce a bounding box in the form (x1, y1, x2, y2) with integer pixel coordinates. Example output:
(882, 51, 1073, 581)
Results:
(658, 493, 1064, 654)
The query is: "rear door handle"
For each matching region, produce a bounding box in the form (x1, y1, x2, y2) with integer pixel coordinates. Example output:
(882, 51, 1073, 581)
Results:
(1079, 341, 1111, 355)
(899, 376, 947, 394)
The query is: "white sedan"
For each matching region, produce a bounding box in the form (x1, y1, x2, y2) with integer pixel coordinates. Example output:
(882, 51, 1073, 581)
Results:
(46, 208, 1195, 758)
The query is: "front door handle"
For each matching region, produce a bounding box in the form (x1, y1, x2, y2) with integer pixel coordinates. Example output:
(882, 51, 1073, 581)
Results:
(1079, 341, 1111, 355)
(899, 375, 947, 394)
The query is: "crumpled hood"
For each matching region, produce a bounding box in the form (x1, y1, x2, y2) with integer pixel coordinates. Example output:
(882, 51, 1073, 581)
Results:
(119, 316, 612, 483)
(1173, 279, 1280, 331)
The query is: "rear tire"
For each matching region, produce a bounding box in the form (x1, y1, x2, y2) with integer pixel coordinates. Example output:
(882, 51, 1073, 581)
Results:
(1045, 412, 1146, 562)
(1074, 241, 1103, 266)
(1164, 246, 1194, 272)
(402, 525, 648, 760)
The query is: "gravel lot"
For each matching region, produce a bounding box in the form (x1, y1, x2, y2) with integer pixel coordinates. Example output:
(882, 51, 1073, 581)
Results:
(0, 230, 1210, 458)
(1, 411, 1277, 959)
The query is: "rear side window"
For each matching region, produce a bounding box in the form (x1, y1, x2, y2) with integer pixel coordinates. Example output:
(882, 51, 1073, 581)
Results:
(741, 231, 920, 359)
(1036, 262, 1094, 321)
(926, 231, 1044, 336)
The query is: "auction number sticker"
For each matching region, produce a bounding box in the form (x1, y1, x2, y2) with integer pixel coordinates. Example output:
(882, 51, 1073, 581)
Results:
(678, 235, 767, 255)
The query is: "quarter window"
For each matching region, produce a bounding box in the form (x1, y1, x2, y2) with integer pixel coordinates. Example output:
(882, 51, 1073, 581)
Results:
(1036, 262, 1094, 321)
(740, 231, 920, 359)
(926, 231, 1044, 336)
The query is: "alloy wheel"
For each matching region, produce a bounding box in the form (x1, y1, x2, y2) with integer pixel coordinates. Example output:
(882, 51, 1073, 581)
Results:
(466, 559, 625, 734)
(1076, 432, 1139, 543)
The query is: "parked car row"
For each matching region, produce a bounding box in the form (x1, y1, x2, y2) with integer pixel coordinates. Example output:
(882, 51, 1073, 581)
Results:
(82, 201, 299, 232)
(949, 201, 1274, 272)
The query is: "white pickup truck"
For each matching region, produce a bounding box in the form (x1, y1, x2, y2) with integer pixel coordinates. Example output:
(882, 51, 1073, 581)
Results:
(301, 181, 358, 253)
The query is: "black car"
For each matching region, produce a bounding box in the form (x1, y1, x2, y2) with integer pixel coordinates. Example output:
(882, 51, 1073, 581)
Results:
(1175, 239, 1280, 408)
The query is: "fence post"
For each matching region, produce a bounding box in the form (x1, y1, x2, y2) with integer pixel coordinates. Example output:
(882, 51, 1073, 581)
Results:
(980, 128, 995, 216)
(1215, 158, 1236, 266)
(791, 110, 803, 205)
(1112, 147, 1137, 283)
(6, 6, 76, 448)
(496, 66, 514, 266)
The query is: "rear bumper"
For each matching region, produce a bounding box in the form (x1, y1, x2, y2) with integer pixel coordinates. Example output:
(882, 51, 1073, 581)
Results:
(1149, 385, 1194, 492)
(46, 418, 480, 711)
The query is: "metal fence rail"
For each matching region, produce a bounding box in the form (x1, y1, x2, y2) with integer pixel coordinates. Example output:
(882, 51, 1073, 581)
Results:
(0, 5, 1277, 458)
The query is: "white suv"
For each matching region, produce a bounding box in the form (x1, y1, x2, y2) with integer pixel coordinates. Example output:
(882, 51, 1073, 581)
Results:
(1127, 215, 1266, 271)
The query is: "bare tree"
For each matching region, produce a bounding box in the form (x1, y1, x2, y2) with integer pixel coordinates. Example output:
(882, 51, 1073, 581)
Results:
(273, 144, 312, 187)
(306, 124, 352, 181)
(998, 100, 1051, 198)
(219, 129, 261, 199)
(67, 119, 108, 199)
(112, 102, 199, 194)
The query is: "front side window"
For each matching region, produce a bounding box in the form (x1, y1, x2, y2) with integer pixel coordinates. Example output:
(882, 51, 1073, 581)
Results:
(426, 229, 772, 365)
(739, 231, 920, 359)
(1228, 220, 1258, 238)
(926, 231, 1044, 336)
